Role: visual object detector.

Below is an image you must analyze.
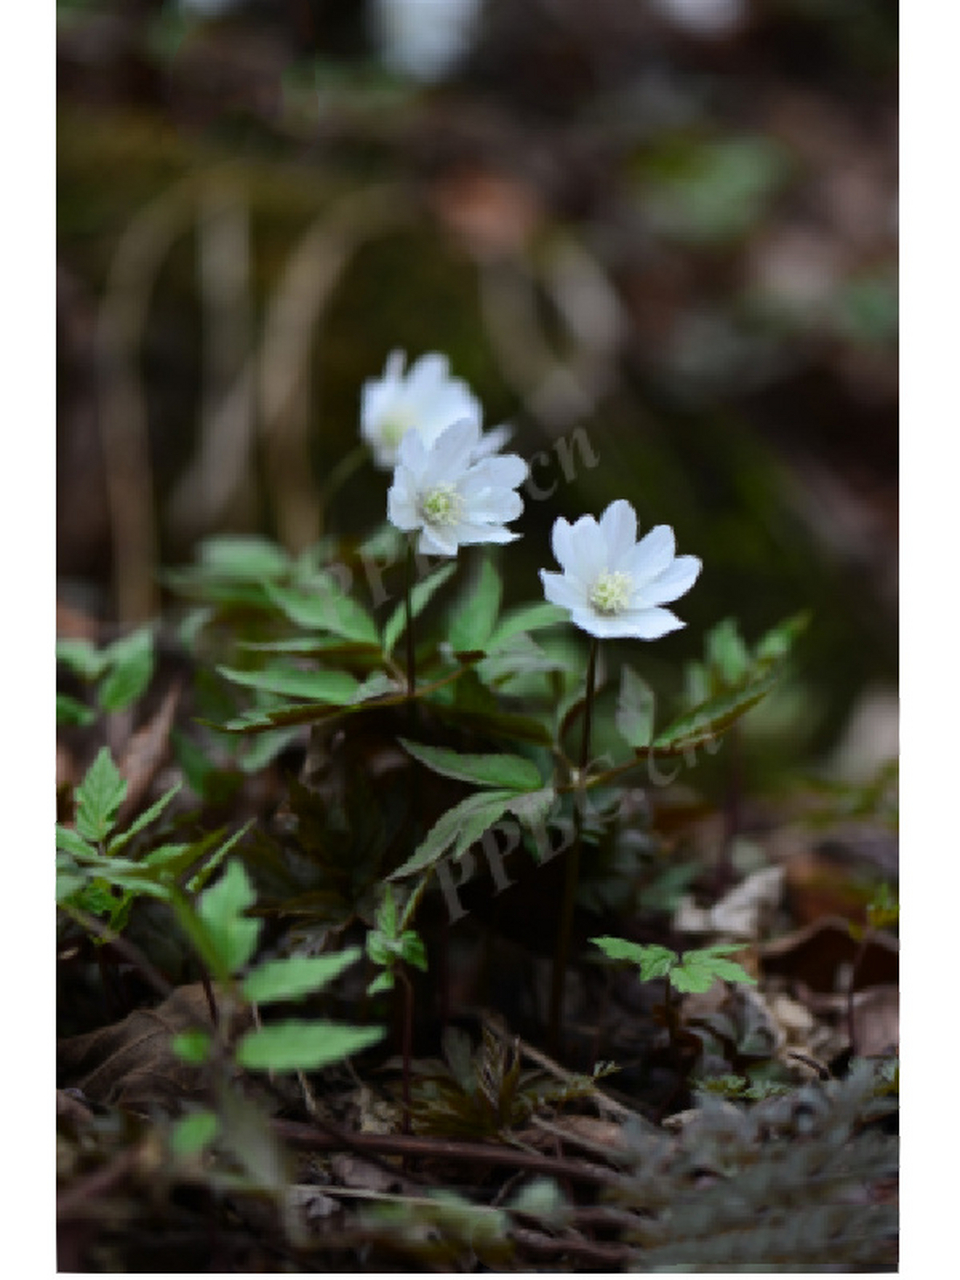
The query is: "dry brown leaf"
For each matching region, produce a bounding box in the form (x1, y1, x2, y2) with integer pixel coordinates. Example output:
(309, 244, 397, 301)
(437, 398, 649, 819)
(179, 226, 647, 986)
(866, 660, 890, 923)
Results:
(117, 681, 182, 823)
(57, 984, 251, 1114)
(758, 917, 898, 993)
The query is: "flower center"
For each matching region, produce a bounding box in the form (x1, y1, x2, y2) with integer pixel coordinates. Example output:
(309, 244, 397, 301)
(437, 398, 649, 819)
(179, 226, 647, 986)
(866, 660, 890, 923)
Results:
(589, 569, 633, 615)
(420, 484, 463, 527)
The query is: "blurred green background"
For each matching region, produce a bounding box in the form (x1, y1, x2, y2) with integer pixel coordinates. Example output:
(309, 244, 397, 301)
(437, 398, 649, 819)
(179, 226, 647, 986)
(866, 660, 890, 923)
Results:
(57, 0, 897, 778)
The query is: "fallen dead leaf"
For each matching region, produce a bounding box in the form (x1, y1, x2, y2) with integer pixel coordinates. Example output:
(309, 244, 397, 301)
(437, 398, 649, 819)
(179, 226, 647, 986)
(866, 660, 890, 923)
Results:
(757, 917, 898, 993)
(57, 983, 252, 1113)
(674, 865, 784, 938)
(117, 681, 182, 824)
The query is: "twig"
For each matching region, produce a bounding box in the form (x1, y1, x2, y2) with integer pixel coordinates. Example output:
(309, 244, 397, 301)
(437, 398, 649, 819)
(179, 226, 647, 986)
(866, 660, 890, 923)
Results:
(272, 1121, 622, 1188)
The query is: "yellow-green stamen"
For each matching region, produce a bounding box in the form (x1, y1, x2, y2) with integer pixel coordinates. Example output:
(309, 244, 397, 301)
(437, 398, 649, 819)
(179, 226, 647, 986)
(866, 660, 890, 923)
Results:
(589, 569, 633, 615)
(420, 484, 463, 526)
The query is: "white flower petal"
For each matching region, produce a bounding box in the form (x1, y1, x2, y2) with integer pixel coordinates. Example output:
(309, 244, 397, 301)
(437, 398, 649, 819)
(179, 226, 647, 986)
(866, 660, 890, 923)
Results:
(460, 454, 528, 495)
(386, 479, 418, 531)
(550, 517, 576, 573)
(466, 490, 524, 524)
(562, 515, 607, 585)
(423, 419, 480, 481)
(406, 352, 450, 397)
(642, 555, 702, 606)
(540, 570, 583, 611)
(618, 606, 685, 639)
(599, 499, 638, 563)
(625, 524, 676, 584)
(419, 526, 459, 557)
(471, 423, 514, 458)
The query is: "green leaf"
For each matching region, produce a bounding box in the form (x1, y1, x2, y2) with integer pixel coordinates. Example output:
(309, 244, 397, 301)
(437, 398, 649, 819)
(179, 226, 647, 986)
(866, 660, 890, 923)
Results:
(198, 535, 291, 580)
(706, 618, 750, 686)
(615, 667, 656, 750)
(399, 930, 428, 972)
(56, 693, 96, 727)
(170, 1030, 212, 1065)
(196, 859, 260, 977)
(266, 580, 379, 646)
(754, 610, 810, 667)
(367, 971, 394, 996)
(654, 668, 779, 753)
(56, 825, 97, 859)
(170, 1110, 219, 1158)
(235, 1020, 383, 1072)
(671, 946, 756, 994)
(430, 702, 554, 747)
(449, 558, 501, 654)
(98, 627, 154, 712)
(389, 790, 519, 879)
(592, 936, 677, 980)
(486, 603, 567, 653)
(107, 782, 182, 855)
(217, 664, 360, 704)
(375, 886, 399, 938)
(504, 786, 556, 831)
(399, 739, 542, 791)
(75, 748, 127, 843)
(56, 638, 106, 681)
(382, 562, 457, 656)
(242, 947, 362, 1005)
(187, 822, 253, 894)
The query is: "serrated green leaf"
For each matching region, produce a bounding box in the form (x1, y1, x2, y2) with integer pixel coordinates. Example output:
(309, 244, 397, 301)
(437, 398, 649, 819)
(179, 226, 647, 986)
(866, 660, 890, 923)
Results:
(217, 664, 360, 704)
(266, 581, 379, 645)
(98, 627, 154, 712)
(107, 782, 182, 855)
(56, 638, 106, 681)
(375, 886, 399, 938)
(449, 557, 502, 654)
(504, 786, 556, 830)
(670, 946, 756, 993)
(654, 668, 779, 752)
(56, 693, 96, 727)
(486, 602, 567, 652)
(399, 739, 542, 791)
(382, 562, 457, 656)
(235, 1020, 383, 1072)
(170, 1030, 212, 1064)
(615, 666, 656, 750)
(389, 790, 518, 879)
(198, 535, 291, 580)
(75, 748, 127, 844)
(170, 1110, 219, 1158)
(196, 859, 260, 977)
(242, 947, 362, 1005)
(56, 825, 97, 859)
(431, 702, 554, 747)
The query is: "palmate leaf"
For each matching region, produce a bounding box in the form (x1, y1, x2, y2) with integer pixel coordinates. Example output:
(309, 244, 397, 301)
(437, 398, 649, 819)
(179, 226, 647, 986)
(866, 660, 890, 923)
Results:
(242, 947, 363, 1005)
(217, 664, 360, 704)
(57, 693, 96, 727)
(75, 748, 127, 844)
(107, 781, 182, 855)
(382, 562, 457, 656)
(235, 1020, 383, 1071)
(399, 739, 542, 791)
(671, 946, 756, 993)
(448, 556, 501, 655)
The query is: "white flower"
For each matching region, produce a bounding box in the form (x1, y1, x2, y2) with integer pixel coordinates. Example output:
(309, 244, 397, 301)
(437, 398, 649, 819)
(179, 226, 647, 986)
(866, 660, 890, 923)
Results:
(540, 499, 701, 640)
(361, 350, 511, 470)
(387, 418, 527, 557)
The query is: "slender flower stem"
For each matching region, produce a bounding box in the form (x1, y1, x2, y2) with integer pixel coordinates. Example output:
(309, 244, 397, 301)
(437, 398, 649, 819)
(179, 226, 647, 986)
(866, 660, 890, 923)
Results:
(549, 637, 599, 1055)
(404, 537, 416, 699)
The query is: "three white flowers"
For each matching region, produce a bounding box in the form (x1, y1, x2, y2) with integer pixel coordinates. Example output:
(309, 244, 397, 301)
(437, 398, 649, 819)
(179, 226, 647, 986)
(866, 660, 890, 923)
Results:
(367, 351, 700, 632)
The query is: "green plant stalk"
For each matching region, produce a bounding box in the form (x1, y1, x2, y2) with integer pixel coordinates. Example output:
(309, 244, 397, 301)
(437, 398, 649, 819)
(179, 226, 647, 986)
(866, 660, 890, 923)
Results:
(404, 537, 416, 699)
(549, 637, 599, 1054)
